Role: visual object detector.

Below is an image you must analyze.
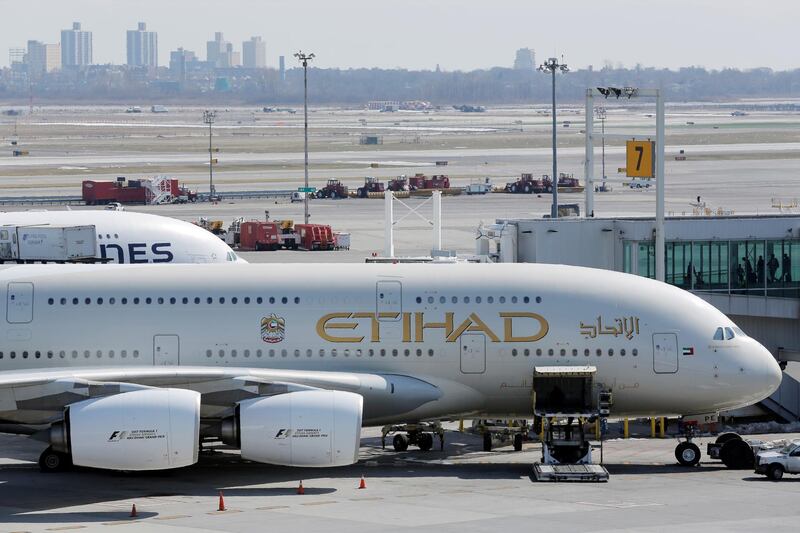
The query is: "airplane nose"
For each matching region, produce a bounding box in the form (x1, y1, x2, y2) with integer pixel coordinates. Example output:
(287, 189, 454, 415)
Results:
(761, 347, 783, 397)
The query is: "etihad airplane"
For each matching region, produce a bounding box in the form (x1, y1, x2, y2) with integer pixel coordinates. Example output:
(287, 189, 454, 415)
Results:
(0, 210, 242, 263)
(0, 262, 782, 472)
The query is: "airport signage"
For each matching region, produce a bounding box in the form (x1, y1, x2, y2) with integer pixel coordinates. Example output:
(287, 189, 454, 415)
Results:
(626, 140, 655, 178)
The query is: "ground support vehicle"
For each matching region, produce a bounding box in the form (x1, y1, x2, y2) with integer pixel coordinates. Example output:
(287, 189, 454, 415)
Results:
(530, 366, 610, 482)
(295, 224, 334, 250)
(387, 176, 409, 192)
(557, 173, 585, 193)
(238, 221, 299, 251)
(705, 432, 764, 469)
(381, 422, 445, 452)
(408, 174, 450, 191)
(0, 225, 96, 262)
(755, 439, 800, 480)
(472, 419, 530, 451)
(83, 177, 195, 205)
(333, 232, 350, 250)
(505, 173, 552, 194)
(316, 179, 348, 199)
(356, 177, 385, 198)
(465, 178, 492, 195)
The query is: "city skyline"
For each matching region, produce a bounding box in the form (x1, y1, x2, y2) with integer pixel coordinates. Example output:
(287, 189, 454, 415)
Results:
(1, 0, 799, 71)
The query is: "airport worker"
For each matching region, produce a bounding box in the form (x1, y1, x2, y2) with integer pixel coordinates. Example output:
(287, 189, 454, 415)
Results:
(768, 254, 779, 283)
(783, 254, 792, 282)
(757, 256, 765, 284)
(744, 257, 755, 285)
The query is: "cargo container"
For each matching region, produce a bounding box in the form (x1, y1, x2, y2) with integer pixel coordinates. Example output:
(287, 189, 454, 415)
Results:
(0, 225, 96, 262)
(238, 221, 281, 251)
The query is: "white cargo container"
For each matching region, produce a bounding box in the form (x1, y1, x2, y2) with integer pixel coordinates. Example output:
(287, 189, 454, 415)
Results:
(0, 225, 97, 261)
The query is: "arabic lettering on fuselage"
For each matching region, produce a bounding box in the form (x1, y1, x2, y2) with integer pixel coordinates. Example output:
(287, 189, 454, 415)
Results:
(316, 311, 549, 343)
(579, 316, 640, 340)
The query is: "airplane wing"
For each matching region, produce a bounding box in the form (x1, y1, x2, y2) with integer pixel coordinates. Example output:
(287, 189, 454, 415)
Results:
(0, 366, 443, 430)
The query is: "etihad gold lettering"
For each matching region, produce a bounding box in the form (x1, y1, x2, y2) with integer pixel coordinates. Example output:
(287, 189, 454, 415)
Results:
(500, 312, 549, 342)
(316, 311, 550, 344)
(317, 313, 365, 343)
(414, 312, 454, 342)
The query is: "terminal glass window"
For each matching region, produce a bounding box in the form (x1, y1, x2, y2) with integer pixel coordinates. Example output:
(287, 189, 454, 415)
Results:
(637, 242, 655, 279)
(623, 241, 633, 274)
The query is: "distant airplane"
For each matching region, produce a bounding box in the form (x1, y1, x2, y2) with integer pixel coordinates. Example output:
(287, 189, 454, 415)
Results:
(0, 210, 243, 263)
(0, 262, 781, 472)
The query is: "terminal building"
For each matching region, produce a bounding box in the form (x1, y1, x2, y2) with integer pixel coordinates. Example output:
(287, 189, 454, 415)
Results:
(479, 214, 800, 421)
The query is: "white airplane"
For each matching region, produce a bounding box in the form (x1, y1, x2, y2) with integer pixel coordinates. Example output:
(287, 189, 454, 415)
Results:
(0, 210, 242, 263)
(0, 262, 782, 472)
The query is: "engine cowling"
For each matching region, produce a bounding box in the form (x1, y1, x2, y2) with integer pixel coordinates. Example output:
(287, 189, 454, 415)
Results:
(51, 388, 200, 471)
(235, 390, 363, 467)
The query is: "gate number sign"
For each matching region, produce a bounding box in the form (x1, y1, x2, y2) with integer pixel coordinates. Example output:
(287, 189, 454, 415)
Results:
(626, 140, 655, 178)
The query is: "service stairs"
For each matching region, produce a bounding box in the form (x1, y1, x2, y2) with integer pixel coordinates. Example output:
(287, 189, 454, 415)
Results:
(760, 371, 800, 422)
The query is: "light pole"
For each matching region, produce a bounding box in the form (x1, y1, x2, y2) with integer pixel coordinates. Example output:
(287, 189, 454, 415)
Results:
(596, 106, 607, 186)
(294, 51, 315, 224)
(203, 110, 216, 200)
(538, 57, 569, 219)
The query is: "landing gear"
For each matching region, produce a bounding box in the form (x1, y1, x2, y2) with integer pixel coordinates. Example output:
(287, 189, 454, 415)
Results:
(38, 446, 72, 473)
(675, 441, 701, 467)
(705, 432, 754, 469)
(513, 433, 524, 452)
(392, 434, 408, 452)
(382, 422, 445, 452)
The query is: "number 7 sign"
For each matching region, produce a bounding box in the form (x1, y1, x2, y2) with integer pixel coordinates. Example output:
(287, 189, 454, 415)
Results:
(626, 140, 655, 178)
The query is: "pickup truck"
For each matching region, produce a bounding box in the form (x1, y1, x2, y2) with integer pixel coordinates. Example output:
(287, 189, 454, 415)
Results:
(755, 440, 800, 480)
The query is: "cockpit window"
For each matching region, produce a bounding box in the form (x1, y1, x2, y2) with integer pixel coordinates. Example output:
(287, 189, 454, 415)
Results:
(713, 327, 724, 341)
(227, 251, 238, 262)
(724, 327, 735, 340)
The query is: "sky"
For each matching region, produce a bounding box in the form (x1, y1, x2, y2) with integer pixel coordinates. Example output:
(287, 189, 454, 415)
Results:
(2, 0, 798, 71)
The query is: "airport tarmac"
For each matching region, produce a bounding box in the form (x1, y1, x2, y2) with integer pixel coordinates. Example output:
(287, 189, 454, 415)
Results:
(2, 428, 800, 532)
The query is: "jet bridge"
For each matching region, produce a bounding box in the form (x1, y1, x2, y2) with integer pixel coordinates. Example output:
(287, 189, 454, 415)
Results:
(531, 366, 610, 482)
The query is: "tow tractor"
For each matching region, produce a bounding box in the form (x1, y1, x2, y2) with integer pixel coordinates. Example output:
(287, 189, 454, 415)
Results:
(381, 422, 445, 452)
(356, 176, 385, 198)
(315, 179, 348, 199)
(531, 366, 610, 482)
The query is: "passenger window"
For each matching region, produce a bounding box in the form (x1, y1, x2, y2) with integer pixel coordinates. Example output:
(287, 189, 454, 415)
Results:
(724, 327, 735, 340)
(713, 327, 724, 341)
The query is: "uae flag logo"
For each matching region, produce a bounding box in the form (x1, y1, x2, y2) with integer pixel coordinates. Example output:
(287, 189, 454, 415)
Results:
(682, 347, 695, 356)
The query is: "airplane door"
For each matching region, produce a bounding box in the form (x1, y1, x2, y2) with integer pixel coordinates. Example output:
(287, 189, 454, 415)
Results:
(460, 333, 486, 374)
(653, 333, 678, 374)
(376, 280, 402, 321)
(7, 282, 33, 324)
(154, 335, 180, 366)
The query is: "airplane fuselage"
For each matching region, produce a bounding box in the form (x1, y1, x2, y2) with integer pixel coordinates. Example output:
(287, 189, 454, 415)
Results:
(0, 262, 782, 425)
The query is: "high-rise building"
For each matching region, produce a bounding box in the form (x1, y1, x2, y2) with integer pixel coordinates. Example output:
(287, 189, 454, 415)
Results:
(127, 22, 158, 68)
(513, 48, 536, 71)
(169, 47, 196, 82)
(207, 32, 233, 68)
(242, 36, 266, 68)
(26, 40, 61, 76)
(61, 22, 92, 67)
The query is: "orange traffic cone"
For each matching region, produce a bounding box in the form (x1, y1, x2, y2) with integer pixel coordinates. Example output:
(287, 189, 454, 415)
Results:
(297, 481, 305, 495)
(358, 475, 366, 489)
(129, 503, 137, 518)
(218, 491, 226, 511)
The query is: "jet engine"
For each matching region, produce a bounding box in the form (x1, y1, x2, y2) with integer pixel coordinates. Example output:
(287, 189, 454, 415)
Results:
(50, 388, 200, 471)
(221, 390, 363, 467)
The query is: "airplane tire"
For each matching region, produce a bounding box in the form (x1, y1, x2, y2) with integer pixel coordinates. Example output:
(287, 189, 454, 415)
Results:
(768, 464, 784, 481)
(418, 432, 434, 452)
(715, 432, 742, 445)
(720, 439, 754, 469)
(392, 434, 409, 452)
(675, 442, 701, 466)
(482, 432, 492, 452)
(39, 447, 72, 473)
(513, 433, 523, 452)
